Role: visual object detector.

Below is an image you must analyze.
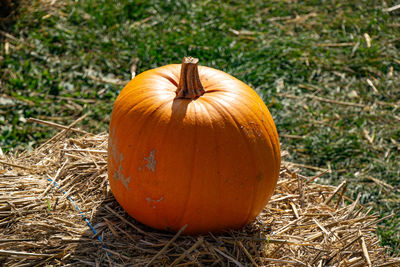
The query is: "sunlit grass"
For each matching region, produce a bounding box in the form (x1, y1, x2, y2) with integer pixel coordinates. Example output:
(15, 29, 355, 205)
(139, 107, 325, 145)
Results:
(1, 0, 399, 253)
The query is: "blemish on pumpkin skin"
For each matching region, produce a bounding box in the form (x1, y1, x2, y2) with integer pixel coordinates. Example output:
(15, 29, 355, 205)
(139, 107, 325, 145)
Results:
(146, 196, 164, 208)
(146, 196, 164, 203)
(109, 127, 132, 191)
(144, 149, 156, 172)
(249, 122, 263, 137)
(258, 103, 265, 123)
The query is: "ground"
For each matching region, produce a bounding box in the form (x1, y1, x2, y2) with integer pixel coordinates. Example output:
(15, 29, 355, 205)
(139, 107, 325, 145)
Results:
(0, 0, 399, 253)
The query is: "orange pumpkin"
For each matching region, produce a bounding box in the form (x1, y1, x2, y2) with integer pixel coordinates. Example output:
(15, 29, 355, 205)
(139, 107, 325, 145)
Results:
(108, 57, 280, 234)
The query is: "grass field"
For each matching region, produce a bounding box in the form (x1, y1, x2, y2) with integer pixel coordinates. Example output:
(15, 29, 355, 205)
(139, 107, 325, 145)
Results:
(1, 0, 399, 253)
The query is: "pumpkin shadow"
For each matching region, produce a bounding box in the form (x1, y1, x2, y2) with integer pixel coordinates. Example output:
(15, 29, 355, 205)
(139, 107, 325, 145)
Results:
(69, 193, 170, 265)
(69, 190, 270, 266)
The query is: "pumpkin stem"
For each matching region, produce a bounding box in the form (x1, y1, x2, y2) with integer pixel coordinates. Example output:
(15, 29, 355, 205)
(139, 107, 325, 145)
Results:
(176, 57, 205, 99)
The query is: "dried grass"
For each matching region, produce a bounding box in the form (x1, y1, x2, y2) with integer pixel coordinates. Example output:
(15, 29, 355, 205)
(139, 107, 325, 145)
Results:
(0, 119, 399, 266)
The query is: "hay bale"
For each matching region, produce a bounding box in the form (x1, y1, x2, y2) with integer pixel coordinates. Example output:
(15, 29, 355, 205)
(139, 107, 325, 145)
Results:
(0, 120, 399, 266)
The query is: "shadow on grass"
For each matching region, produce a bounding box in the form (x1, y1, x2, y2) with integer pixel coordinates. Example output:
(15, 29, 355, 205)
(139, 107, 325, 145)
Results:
(0, 0, 21, 31)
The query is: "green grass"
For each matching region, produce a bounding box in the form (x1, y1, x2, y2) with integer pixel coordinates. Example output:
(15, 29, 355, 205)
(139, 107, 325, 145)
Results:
(1, 0, 399, 253)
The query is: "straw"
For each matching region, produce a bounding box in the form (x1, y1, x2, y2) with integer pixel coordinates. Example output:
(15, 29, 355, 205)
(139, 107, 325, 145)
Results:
(0, 118, 398, 266)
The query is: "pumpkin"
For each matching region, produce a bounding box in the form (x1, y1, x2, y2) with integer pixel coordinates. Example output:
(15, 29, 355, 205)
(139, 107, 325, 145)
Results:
(108, 57, 280, 234)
